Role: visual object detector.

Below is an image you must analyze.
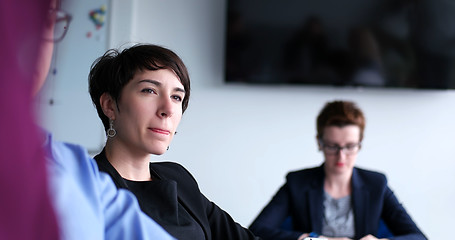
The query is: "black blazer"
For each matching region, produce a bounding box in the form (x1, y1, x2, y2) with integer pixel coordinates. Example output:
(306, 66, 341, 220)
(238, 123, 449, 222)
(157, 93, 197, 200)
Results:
(95, 151, 260, 240)
(249, 165, 427, 240)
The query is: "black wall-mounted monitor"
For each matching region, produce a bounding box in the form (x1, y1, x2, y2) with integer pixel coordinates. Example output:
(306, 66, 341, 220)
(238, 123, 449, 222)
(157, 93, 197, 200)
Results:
(225, 0, 455, 89)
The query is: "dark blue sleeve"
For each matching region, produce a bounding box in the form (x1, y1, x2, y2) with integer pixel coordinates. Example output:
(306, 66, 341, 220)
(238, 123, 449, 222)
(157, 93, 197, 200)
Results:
(249, 182, 303, 240)
(380, 184, 427, 240)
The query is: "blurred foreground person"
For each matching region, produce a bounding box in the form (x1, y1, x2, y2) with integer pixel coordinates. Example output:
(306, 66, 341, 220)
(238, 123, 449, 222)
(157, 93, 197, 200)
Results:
(0, 0, 174, 239)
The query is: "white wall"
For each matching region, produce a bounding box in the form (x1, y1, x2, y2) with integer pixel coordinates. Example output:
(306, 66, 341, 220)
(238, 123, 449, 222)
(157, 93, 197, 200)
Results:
(109, 0, 454, 238)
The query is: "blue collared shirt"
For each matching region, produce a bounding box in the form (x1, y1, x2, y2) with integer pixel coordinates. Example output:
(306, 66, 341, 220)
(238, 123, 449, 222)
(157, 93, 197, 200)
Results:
(44, 131, 175, 240)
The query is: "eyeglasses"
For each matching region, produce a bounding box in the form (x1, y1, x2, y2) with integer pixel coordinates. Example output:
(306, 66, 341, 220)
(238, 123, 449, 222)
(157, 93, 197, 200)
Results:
(319, 140, 361, 155)
(45, 9, 72, 42)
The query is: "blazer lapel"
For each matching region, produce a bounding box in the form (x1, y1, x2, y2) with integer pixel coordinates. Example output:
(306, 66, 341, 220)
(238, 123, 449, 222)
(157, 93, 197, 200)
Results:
(150, 164, 211, 240)
(351, 168, 369, 238)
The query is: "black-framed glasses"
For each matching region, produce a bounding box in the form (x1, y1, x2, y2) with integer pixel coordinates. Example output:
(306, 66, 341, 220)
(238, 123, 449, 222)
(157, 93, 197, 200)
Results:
(45, 9, 72, 42)
(319, 139, 361, 155)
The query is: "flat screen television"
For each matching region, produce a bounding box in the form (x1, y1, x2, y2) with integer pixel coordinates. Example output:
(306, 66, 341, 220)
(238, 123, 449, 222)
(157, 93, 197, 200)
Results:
(225, 0, 455, 89)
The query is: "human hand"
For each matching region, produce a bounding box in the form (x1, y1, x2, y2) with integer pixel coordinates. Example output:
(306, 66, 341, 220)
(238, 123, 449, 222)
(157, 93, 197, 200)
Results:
(297, 233, 331, 240)
(359, 234, 389, 240)
(297, 233, 309, 240)
(319, 236, 351, 240)
(297, 234, 353, 240)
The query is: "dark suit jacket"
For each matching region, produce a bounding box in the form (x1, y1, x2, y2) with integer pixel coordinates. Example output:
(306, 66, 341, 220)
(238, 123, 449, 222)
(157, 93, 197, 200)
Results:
(249, 165, 427, 240)
(95, 151, 260, 240)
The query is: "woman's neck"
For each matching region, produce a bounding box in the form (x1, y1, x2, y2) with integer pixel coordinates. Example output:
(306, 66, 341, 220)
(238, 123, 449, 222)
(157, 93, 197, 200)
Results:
(104, 140, 152, 181)
(324, 170, 352, 199)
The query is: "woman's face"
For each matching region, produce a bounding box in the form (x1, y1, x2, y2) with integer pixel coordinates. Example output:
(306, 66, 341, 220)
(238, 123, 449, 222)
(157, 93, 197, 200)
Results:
(112, 68, 185, 156)
(319, 125, 361, 176)
(33, 0, 57, 95)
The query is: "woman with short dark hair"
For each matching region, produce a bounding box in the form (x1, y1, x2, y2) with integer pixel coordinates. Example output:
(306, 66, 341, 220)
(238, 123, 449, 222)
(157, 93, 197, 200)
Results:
(89, 44, 260, 240)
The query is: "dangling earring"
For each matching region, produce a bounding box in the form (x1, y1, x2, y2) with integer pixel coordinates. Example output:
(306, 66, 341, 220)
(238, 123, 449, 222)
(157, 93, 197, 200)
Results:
(166, 146, 170, 151)
(107, 119, 117, 138)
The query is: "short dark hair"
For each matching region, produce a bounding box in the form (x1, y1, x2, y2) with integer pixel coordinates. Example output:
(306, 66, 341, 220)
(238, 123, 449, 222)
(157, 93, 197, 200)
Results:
(89, 44, 191, 130)
(316, 100, 365, 141)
